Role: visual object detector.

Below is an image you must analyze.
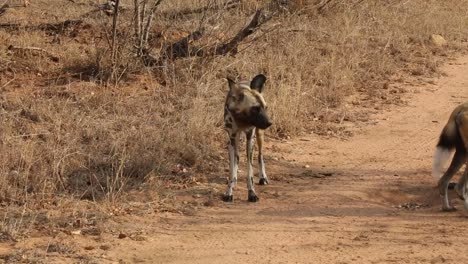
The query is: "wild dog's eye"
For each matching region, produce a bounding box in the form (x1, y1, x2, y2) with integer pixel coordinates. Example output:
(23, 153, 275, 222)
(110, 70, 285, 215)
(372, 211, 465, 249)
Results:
(251, 106, 261, 113)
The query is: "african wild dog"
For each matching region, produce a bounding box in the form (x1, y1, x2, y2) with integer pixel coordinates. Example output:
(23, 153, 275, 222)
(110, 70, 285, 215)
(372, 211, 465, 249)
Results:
(433, 101, 468, 211)
(223, 74, 272, 202)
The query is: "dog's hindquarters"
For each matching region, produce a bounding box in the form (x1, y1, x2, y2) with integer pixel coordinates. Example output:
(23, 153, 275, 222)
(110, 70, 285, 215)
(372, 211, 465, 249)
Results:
(455, 111, 468, 209)
(434, 102, 468, 211)
(433, 105, 468, 182)
(432, 124, 457, 182)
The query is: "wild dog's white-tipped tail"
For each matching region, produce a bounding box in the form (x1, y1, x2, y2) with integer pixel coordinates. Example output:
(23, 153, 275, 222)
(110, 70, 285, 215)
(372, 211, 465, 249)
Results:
(432, 146, 453, 182)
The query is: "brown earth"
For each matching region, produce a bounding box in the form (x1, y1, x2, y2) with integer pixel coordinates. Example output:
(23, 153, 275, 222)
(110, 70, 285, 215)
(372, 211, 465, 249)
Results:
(1, 56, 468, 263)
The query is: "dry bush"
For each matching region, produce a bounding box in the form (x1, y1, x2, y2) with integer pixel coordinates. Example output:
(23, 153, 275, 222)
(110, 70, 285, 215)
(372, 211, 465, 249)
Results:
(1, 0, 468, 209)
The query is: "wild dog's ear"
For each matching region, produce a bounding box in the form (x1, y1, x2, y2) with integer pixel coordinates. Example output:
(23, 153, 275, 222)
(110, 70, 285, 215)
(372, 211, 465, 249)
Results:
(250, 74, 267, 93)
(227, 77, 236, 91)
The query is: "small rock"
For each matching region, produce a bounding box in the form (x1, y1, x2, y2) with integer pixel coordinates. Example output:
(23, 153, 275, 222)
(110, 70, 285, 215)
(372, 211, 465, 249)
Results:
(303, 165, 310, 168)
(71, 230, 82, 235)
(131, 235, 147, 241)
(84, 246, 95, 250)
(430, 34, 447, 47)
(81, 227, 102, 236)
(100, 245, 111, 251)
(203, 200, 215, 207)
(118, 233, 127, 239)
(9, 170, 19, 177)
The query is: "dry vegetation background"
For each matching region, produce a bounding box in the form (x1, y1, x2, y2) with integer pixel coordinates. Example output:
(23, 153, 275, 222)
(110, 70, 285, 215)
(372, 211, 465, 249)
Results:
(1, 0, 468, 236)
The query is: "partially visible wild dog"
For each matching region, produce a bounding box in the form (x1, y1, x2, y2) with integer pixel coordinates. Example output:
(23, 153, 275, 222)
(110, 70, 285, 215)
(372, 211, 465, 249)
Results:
(433, 101, 468, 211)
(223, 74, 272, 202)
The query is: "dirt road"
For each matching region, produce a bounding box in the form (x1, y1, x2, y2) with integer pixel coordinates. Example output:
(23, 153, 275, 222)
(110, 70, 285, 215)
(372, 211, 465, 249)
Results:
(91, 56, 467, 264)
(2, 57, 468, 264)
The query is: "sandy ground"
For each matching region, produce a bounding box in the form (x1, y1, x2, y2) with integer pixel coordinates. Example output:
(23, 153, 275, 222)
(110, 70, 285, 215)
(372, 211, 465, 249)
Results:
(2, 56, 468, 263)
(102, 56, 467, 264)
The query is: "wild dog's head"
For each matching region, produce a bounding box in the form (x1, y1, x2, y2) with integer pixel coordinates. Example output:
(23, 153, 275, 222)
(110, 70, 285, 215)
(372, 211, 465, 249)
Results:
(225, 74, 272, 129)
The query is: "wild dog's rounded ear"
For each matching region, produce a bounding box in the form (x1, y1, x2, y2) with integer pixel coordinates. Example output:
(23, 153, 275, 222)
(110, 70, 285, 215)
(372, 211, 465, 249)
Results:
(250, 74, 267, 93)
(227, 77, 236, 91)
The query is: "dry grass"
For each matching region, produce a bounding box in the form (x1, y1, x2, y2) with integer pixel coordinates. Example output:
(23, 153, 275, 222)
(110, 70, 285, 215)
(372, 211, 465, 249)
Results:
(1, 0, 468, 216)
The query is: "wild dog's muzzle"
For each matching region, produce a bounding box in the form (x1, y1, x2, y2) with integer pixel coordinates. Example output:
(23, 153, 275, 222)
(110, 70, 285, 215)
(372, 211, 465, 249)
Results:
(233, 107, 272, 129)
(253, 107, 272, 129)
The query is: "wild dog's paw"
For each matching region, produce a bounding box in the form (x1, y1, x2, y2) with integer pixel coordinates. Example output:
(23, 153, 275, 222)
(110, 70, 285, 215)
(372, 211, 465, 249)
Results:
(448, 182, 457, 190)
(248, 190, 259, 202)
(442, 206, 457, 212)
(222, 194, 233, 202)
(259, 178, 269, 185)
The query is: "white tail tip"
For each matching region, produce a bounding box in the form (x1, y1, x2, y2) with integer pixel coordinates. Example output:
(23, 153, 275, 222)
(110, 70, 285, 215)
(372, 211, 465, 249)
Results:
(432, 146, 453, 182)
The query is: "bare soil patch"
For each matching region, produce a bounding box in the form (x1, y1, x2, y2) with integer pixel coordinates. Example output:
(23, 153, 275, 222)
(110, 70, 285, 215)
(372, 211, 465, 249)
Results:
(1, 52, 467, 264)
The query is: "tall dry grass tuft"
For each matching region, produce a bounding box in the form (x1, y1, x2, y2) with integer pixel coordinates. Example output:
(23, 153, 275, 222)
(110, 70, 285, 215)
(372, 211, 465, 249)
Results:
(1, 0, 468, 210)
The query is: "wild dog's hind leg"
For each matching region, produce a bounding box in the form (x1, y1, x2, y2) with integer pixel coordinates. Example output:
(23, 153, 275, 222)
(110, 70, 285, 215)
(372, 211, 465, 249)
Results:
(256, 129, 269, 185)
(224, 133, 240, 202)
(459, 164, 468, 210)
(438, 149, 466, 211)
(246, 129, 259, 202)
(456, 112, 468, 209)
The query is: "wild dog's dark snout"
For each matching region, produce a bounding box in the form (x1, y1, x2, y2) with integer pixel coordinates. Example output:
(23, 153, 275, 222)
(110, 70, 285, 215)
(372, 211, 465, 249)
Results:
(232, 107, 271, 129)
(256, 118, 272, 129)
(253, 108, 271, 129)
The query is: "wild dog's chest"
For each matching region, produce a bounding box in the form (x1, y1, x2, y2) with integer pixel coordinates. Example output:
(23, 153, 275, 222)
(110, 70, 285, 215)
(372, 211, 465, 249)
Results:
(224, 107, 253, 133)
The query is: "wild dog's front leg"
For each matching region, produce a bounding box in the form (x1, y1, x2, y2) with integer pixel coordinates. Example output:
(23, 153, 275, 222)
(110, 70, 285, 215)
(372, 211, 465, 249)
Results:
(246, 129, 259, 202)
(256, 129, 268, 185)
(438, 150, 466, 211)
(224, 133, 239, 202)
(458, 163, 468, 210)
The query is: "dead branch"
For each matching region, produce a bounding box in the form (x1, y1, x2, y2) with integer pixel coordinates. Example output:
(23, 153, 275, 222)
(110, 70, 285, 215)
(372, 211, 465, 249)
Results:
(7, 45, 60, 62)
(315, 0, 334, 14)
(147, 1, 276, 63)
(0, 19, 83, 33)
(161, 0, 240, 19)
(0, 1, 8, 17)
(215, 9, 272, 55)
(77, 2, 130, 18)
(134, 0, 141, 41)
(162, 29, 205, 60)
(0, 76, 15, 90)
(110, 0, 120, 81)
(143, 0, 163, 45)
(143, 29, 205, 66)
(133, 0, 163, 57)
